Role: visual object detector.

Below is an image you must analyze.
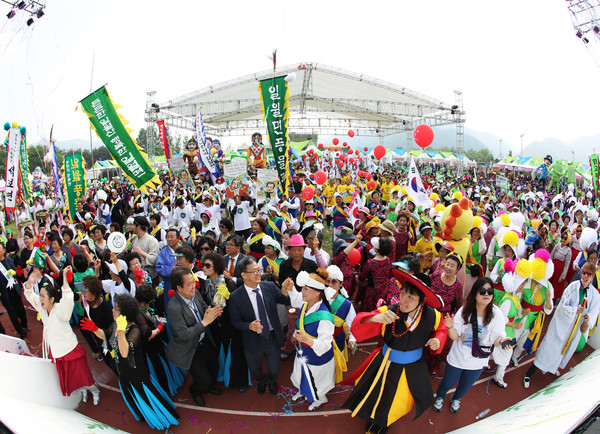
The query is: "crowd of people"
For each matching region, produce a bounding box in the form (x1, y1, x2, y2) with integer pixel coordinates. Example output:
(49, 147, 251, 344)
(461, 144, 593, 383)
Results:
(0, 151, 599, 433)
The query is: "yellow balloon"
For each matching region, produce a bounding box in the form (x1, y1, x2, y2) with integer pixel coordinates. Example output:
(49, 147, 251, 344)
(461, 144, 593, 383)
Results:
(434, 203, 446, 213)
(429, 193, 439, 201)
(11, 121, 19, 128)
(211, 148, 217, 155)
(453, 191, 463, 200)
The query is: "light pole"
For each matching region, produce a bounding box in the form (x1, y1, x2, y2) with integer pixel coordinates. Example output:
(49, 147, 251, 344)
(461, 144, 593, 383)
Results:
(499, 138, 503, 159)
(520, 133, 524, 157)
(571, 150, 575, 162)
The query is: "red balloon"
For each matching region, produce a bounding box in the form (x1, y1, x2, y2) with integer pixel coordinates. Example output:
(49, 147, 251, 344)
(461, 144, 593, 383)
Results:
(374, 144, 386, 160)
(342, 142, 348, 147)
(339, 154, 346, 161)
(364, 147, 368, 152)
(348, 149, 353, 155)
(349, 157, 355, 164)
(332, 138, 339, 146)
(302, 187, 315, 201)
(348, 130, 355, 138)
(338, 161, 344, 167)
(365, 173, 372, 180)
(413, 124, 434, 148)
(315, 170, 327, 185)
(348, 248, 361, 266)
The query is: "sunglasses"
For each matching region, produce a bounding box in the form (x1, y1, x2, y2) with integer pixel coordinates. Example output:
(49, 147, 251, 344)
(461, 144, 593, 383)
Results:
(582, 271, 593, 277)
(478, 287, 494, 296)
(202, 263, 212, 269)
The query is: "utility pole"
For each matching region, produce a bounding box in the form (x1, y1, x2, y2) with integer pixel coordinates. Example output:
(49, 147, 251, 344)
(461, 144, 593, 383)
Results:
(499, 138, 503, 159)
(520, 133, 524, 157)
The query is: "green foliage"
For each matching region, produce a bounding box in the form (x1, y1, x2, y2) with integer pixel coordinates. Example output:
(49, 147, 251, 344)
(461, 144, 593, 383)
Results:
(427, 145, 496, 163)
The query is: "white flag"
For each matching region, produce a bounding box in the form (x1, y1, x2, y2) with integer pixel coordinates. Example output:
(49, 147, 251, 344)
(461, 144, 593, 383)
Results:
(407, 156, 430, 207)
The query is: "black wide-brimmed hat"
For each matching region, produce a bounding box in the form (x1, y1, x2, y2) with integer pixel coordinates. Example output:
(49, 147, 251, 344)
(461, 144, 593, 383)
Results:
(392, 269, 443, 309)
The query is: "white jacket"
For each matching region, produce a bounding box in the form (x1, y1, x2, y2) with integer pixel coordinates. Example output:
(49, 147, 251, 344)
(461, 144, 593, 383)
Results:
(25, 283, 78, 359)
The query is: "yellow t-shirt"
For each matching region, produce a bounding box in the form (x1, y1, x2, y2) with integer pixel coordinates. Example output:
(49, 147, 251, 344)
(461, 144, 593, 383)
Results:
(381, 181, 394, 201)
(337, 184, 355, 203)
(415, 237, 434, 271)
(323, 186, 336, 207)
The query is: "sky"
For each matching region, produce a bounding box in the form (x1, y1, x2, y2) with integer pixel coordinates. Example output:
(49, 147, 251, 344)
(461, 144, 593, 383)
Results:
(0, 0, 599, 157)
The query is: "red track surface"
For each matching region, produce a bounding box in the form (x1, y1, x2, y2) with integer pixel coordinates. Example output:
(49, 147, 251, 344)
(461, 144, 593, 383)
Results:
(1, 302, 591, 434)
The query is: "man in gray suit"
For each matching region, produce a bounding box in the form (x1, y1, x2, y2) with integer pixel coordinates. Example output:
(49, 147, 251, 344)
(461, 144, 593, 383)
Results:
(166, 267, 223, 406)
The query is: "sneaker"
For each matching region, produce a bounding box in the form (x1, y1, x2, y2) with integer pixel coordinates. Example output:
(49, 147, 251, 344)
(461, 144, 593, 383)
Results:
(292, 391, 303, 402)
(308, 400, 323, 411)
(81, 389, 88, 403)
(433, 397, 444, 412)
(523, 376, 530, 389)
(492, 378, 507, 388)
(511, 355, 519, 367)
(450, 399, 461, 413)
(92, 390, 100, 406)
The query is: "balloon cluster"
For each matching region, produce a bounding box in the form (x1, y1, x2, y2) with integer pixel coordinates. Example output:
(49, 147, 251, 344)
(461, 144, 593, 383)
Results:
(3, 121, 27, 147)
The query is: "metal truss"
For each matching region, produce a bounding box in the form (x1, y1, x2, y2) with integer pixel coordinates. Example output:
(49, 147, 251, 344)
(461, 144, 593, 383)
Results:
(147, 62, 462, 138)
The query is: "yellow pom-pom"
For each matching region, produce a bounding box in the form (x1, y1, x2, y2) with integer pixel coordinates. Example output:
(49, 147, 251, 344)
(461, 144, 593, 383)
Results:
(401, 187, 407, 196)
(531, 257, 546, 281)
(472, 216, 483, 229)
(11, 121, 19, 128)
(430, 193, 439, 201)
(37, 313, 40, 321)
(435, 203, 446, 213)
(530, 219, 541, 230)
(500, 214, 511, 227)
(7, 269, 15, 276)
(502, 230, 519, 247)
(516, 259, 532, 278)
(453, 191, 463, 200)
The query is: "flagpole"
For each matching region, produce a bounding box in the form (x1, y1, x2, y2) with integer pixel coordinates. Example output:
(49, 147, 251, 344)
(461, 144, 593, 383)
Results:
(89, 53, 95, 181)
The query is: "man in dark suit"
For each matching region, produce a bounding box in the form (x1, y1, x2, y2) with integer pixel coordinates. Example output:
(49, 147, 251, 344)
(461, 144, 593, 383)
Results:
(229, 256, 290, 395)
(166, 267, 223, 406)
(223, 234, 245, 286)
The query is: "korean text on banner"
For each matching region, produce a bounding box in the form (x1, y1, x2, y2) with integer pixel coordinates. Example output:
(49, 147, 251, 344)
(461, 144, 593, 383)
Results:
(63, 153, 87, 220)
(195, 110, 221, 181)
(258, 75, 291, 196)
(590, 154, 599, 196)
(79, 86, 160, 193)
(5, 128, 21, 212)
(19, 132, 32, 202)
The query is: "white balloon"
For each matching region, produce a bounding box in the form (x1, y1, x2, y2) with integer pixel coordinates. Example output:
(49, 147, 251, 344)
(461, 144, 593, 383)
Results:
(285, 72, 296, 83)
(568, 183, 575, 191)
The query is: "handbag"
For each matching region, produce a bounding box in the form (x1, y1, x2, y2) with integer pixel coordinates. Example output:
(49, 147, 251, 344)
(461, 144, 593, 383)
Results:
(470, 314, 493, 359)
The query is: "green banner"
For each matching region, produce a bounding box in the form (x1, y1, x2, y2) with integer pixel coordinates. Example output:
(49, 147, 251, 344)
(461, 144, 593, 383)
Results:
(496, 174, 509, 191)
(80, 86, 159, 193)
(63, 153, 86, 220)
(19, 133, 32, 202)
(591, 154, 599, 196)
(258, 75, 291, 196)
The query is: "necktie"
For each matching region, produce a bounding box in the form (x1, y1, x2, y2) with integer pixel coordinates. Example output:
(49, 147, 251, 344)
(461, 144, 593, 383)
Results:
(229, 258, 235, 276)
(253, 288, 270, 337)
(190, 300, 205, 341)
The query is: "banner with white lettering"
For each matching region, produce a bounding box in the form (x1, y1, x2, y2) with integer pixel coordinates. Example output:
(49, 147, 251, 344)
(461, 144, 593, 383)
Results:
(5, 127, 21, 212)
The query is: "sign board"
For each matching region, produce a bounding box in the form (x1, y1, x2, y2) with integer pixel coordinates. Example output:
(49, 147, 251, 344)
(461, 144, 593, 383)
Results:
(224, 157, 249, 198)
(496, 174, 509, 190)
(256, 169, 279, 197)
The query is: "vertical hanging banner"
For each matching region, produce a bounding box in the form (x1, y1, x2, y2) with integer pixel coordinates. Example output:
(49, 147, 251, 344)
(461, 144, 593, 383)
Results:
(4, 127, 21, 212)
(63, 153, 86, 219)
(195, 109, 221, 181)
(156, 120, 173, 177)
(79, 86, 160, 193)
(590, 154, 599, 197)
(49, 132, 64, 204)
(258, 75, 291, 196)
(407, 155, 431, 207)
(19, 130, 32, 203)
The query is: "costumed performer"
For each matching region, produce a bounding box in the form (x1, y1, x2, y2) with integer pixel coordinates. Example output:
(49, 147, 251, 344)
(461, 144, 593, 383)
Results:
(83, 294, 180, 429)
(342, 270, 447, 434)
(523, 261, 600, 388)
(325, 264, 357, 361)
(281, 269, 343, 411)
(24, 266, 101, 404)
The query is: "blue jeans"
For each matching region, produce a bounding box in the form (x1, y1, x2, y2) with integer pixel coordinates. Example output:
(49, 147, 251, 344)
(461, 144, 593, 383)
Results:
(436, 363, 484, 401)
